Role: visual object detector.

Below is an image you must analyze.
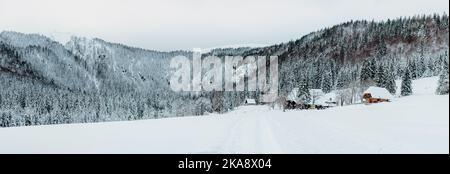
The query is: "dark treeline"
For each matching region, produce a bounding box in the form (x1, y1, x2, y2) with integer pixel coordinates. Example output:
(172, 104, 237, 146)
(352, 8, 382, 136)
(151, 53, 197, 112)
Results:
(0, 73, 262, 127)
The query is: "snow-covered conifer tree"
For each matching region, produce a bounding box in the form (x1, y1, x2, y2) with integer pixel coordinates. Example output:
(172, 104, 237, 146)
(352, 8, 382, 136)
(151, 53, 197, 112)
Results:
(385, 71, 397, 94)
(360, 58, 376, 87)
(376, 65, 387, 88)
(436, 59, 449, 95)
(401, 68, 413, 96)
(321, 71, 333, 93)
(297, 78, 311, 104)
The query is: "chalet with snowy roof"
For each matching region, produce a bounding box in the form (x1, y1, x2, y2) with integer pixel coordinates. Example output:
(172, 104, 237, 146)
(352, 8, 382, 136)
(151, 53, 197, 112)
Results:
(363, 87, 394, 104)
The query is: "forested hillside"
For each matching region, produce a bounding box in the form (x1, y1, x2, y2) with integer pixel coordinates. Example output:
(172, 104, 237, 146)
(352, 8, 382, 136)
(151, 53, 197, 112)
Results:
(1, 14, 448, 127)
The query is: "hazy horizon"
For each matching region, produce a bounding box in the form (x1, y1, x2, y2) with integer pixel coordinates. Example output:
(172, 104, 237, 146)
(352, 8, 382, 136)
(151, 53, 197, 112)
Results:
(1, 0, 448, 51)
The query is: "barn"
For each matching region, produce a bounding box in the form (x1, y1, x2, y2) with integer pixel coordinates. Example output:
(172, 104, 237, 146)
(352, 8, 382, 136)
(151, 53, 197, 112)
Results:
(363, 87, 394, 104)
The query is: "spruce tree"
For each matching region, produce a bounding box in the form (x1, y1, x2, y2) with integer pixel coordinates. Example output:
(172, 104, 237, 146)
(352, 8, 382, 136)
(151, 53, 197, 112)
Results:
(417, 53, 426, 78)
(360, 58, 376, 86)
(409, 59, 418, 79)
(385, 71, 397, 94)
(336, 72, 347, 89)
(436, 60, 449, 95)
(376, 65, 387, 88)
(376, 39, 387, 57)
(401, 68, 413, 96)
(322, 71, 333, 93)
(297, 78, 311, 104)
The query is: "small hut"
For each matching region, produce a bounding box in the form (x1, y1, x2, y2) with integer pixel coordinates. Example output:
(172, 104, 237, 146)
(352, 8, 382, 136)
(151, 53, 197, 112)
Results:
(244, 99, 257, 105)
(363, 87, 393, 104)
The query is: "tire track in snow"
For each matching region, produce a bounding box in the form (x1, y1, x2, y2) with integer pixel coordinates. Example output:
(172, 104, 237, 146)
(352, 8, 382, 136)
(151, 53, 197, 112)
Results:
(257, 114, 284, 153)
(219, 106, 283, 153)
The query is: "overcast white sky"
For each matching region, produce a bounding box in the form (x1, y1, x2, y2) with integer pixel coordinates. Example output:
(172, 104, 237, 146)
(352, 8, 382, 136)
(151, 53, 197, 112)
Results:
(0, 0, 448, 51)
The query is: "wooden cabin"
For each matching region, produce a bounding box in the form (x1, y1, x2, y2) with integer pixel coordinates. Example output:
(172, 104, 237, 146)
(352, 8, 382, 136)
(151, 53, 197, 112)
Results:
(363, 87, 393, 104)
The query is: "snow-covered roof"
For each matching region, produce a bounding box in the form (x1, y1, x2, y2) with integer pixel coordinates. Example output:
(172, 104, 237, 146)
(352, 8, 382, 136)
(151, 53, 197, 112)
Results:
(315, 92, 337, 106)
(364, 87, 394, 100)
(245, 99, 256, 104)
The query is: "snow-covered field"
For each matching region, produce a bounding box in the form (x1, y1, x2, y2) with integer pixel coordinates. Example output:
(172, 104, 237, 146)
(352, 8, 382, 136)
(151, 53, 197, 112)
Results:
(0, 77, 448, 154)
